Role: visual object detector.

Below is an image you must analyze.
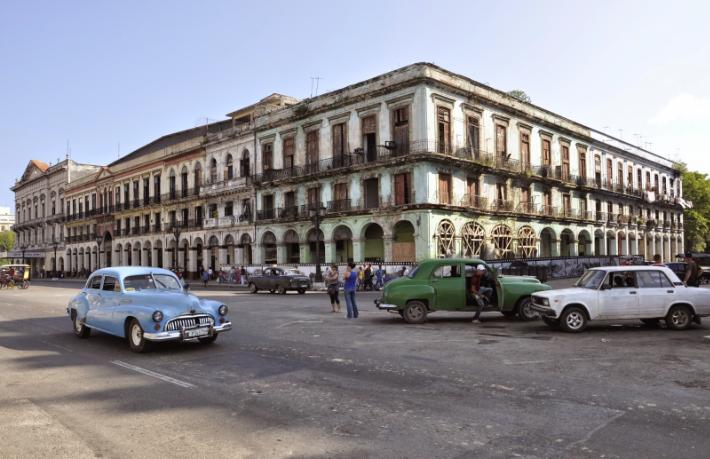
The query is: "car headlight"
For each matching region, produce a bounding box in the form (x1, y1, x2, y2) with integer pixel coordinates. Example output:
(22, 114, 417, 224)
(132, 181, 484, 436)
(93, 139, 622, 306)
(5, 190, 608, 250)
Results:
(152, 310, 163, 322)
(541, 298, 549, 306)
(218, 304, 228, 316)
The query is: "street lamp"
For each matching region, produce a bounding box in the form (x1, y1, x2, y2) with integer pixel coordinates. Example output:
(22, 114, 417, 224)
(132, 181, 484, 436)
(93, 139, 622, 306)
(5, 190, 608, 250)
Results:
(52, 238, 59, 277)
(20, 244, 27, 265)
(309, 204, 326, 282)
(95, 234, 104, 269)
(171, 222, 182, 272)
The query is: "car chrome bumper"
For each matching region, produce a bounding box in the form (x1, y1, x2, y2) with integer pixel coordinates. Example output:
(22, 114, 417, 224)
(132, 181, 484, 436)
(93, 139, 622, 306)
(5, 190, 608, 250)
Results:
(143, 322, 232, 342)
(374, 299, 398, 310)
(530, 304, 556, 317)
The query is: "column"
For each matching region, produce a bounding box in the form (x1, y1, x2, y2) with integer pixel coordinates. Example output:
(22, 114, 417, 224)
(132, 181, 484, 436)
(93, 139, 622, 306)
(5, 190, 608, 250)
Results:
(277, 243, 287, 265)
(202, 247, 211, 271)
(253, 243, 263, 265)
(236, 246, 244, 266)
(324, 241, 334, 264)
(383, 236, 394, 263)
(568, 237, 578, 256)
(351, 238, 363, 263)
(218, 246, 228, 267)
(187, 248, 198, 275)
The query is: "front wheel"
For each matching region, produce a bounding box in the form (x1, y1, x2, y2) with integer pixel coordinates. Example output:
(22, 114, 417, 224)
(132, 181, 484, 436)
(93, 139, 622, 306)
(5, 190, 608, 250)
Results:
(127, 319, 152, 353)
(560, 306, 587, 333)
(249, 283, 258, 294)
(277, 285, 287, 295)
(73, 313, 91, 339)
(517, 297, 539, 321)
(666, 305, 692, 330)
(402, 301, 427, 324)
(297, 289, 306, 294)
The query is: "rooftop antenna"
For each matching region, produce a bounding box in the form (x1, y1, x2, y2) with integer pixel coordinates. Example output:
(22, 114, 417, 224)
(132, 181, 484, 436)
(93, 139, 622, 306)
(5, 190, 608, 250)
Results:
(66, 139, 71, 159)
(310, 76, 323, 97)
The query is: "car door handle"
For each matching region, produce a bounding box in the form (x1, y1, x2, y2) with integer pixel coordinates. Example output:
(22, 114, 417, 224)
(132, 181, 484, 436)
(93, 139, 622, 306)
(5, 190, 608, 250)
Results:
(629, 291, 637, 294)
(667, 290, 674, 293)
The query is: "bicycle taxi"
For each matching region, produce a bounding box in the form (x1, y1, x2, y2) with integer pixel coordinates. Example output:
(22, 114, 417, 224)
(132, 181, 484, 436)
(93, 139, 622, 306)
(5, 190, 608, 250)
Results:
(0, 264, 31, 289)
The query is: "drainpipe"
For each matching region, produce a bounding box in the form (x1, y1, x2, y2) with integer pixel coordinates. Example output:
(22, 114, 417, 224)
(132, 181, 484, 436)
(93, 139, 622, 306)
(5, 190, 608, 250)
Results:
(252, 119, 258, 267)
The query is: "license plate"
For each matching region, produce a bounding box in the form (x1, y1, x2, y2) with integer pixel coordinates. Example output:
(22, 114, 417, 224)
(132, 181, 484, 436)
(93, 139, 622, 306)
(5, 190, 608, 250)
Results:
(183, 326, 210, 339)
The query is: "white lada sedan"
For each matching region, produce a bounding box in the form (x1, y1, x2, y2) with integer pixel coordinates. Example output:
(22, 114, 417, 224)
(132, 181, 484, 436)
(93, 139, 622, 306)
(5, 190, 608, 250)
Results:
(531, 266, 710, 332)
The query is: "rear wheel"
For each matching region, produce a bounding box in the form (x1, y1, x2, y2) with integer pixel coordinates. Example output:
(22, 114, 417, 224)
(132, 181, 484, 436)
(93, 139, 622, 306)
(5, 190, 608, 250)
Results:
(517, 297, 539, 321)
(72, 313, 91, 339)
(560, 306, 587, 333)
(127, 319, 152, 353)
(277, 285, 287, 295)
(402, 301, 427, 324)
(249, 283, 258, 294)
(666, 305, 692, 330)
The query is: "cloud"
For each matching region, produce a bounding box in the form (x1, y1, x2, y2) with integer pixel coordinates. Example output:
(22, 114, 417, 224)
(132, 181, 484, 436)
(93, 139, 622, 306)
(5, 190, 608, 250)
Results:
(649, 93, 710, 125)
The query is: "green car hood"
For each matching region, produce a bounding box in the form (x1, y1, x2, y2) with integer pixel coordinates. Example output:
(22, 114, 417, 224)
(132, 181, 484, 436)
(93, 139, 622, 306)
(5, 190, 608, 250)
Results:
(498, 275, 543, 285)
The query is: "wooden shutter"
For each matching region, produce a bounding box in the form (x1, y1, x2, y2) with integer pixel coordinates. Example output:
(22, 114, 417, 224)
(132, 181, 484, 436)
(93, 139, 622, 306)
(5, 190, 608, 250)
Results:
(306, 131, 319, 164)
(496, 125, 506, 156)
(393, 106, 409, 154)
(332, 123, 345, 157)
(520, 133, 530, 165)
(362, 115, 376, 134)
(438, 174, 450, 204)
(437, 107, 451, 153)
(542, 139, 551, 165)
(467, 118, 480, 152)
(395, 174, 406, 205)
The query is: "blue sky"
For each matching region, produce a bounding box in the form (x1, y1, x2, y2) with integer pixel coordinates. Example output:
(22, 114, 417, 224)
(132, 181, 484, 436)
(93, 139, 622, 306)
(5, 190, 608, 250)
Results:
(1, 0, 709, 208)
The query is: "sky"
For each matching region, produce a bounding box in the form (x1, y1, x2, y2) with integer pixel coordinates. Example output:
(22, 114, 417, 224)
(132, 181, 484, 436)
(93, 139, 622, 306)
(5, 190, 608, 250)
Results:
(1, 0, 709, 208)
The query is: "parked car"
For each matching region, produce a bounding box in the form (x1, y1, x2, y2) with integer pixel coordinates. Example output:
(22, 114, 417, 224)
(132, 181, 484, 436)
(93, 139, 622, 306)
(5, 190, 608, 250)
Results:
(67, 267, 232, 352)
(374, 258, 552, 323)
(248, 267, 311, 294)
(531, 266, 710, 332)
(665, 262, 710, 284)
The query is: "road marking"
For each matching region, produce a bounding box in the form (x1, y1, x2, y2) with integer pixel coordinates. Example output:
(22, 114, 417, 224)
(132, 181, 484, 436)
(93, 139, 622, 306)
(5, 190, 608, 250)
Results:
(275, 320, 323, 329)
(110, 360, 195, 389)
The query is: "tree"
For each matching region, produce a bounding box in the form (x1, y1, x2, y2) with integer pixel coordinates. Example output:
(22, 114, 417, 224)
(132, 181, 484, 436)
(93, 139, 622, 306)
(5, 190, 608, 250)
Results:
(0, 230, 14, 252)
(507, 90, 531, 103)
(677, 163, 710, 252)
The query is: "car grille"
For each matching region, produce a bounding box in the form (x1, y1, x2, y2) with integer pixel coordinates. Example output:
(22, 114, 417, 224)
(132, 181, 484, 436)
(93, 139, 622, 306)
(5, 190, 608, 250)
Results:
(165, 314, 215, 331)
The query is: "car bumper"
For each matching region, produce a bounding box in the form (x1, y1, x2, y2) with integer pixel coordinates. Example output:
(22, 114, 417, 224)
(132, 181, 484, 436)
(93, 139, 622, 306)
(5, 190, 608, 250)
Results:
(374, 299, 398, 310)
(143, 322, 232, 342)
(531, 304, 557, 317)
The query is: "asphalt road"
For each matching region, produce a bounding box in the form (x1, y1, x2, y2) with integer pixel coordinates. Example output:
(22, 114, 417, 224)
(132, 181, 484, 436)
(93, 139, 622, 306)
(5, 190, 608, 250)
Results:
(1, 283, 709, 459)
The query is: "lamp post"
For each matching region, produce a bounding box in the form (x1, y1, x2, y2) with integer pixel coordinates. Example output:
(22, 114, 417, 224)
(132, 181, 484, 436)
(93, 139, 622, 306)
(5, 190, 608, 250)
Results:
(20, 244, 27, 265)
(309, 204, 326, 282)
(95, 234, 103, 269)
(52, 239, 59, 277)
(171, 222, 182, 272)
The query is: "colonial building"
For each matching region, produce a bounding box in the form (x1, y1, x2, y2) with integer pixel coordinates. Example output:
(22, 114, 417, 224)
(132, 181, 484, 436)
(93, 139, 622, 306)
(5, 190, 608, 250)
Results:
(0, 207, 15, 232)
(11, 159, 100, 275)
(53, 63, 685, 277)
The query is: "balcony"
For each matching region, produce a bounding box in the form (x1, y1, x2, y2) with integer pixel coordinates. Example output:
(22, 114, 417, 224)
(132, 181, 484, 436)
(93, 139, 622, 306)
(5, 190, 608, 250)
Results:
(256, 208, 276, 221)
(490, 199, 515, 212)
(279, 206, 305, 220)
(326, 200, 354, 213)
(539, 205, 559, 218)
(559, 207, 578, 220)
(201, 176, 252, 196)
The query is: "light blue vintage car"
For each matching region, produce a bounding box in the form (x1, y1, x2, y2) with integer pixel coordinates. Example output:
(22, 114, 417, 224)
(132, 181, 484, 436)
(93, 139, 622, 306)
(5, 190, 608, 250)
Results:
(67, 267, 232, 352)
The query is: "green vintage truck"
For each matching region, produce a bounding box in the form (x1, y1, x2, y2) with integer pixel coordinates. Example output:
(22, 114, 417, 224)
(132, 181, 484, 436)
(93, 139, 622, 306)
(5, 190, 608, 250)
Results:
(375, 258, 552, 324)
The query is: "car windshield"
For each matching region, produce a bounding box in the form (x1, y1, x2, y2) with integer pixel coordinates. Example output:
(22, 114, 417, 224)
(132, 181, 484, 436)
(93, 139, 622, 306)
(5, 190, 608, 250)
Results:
(123, 273, 182, 292)
(575, 270, 606, 289)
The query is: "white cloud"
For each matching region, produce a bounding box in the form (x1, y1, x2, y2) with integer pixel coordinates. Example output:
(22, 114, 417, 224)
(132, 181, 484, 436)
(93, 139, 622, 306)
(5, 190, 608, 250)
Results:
(649, 93, 710, 125)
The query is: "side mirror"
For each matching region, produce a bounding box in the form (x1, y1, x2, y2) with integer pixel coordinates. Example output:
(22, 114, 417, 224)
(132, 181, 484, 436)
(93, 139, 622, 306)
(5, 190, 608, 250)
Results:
(183, 283, 190, 292)
(600, 284, 610, 291)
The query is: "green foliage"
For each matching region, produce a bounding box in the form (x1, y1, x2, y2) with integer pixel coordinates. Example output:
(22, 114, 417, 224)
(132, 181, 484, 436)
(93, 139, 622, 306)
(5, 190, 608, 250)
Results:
(0, 231, 14, 252)
(507, 90, 531, 103)
(681, 169, 710, 252)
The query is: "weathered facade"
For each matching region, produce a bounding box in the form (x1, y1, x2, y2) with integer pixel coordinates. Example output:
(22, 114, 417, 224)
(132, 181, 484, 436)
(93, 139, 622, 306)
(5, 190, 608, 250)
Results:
(11, 159, 100, 275)
(32, 63, 685, 277)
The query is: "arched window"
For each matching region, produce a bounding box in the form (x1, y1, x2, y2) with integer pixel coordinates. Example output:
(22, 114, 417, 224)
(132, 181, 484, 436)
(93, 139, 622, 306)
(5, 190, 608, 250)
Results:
(461, 222, 485, 257)
(516, 225, 537, 258)
(491, 224, 513, 259)
(435, 220, 455, 257)
(194, 162, 202, 192)
(225, 154, 234, 180)
(209, 158, 218, 183)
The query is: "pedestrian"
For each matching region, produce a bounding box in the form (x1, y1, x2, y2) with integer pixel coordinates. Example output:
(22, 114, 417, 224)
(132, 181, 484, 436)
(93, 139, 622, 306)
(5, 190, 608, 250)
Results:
(357, 266, 365, 291)
(208, 266, 214, 281)
(240, 265, 247, 285)
(324, 264, 341, 313)
(374, 265, 384, 290)
(343, 262, 359, 319)
(234, 265, 241, 285)
(364, 264, 373, 291)
(470, 264, 494, 323)
(683, 252, 701, 287)
(202, 268, 210, 287)
(652, 254, 664, 266)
